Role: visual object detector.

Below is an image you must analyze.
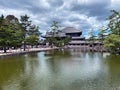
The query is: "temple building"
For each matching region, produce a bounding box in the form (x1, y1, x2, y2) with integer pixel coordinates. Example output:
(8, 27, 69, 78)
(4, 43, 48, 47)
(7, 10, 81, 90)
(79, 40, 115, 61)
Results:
(62, 27, 88, 47)
(44, 27, 90, 47)
(43, 27, 106, 51)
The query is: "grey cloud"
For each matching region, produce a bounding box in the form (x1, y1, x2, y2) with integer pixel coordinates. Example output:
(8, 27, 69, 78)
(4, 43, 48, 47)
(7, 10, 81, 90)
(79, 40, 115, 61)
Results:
(0, 0, 51, 14)
(27, 6, 51, 14)
(70, 0, 110, 20)
(0, 0, 120, 37)
(0, 0, 32, 9)
(47, 0, 64, 7)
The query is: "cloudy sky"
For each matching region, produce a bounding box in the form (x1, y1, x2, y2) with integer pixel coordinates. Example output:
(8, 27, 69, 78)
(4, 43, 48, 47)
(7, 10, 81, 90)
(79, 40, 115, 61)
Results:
(0, 0, 120, 37)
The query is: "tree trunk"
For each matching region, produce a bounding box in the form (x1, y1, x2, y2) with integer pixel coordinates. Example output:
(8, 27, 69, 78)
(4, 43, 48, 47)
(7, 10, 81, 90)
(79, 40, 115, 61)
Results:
(3, 47, 7, 53)
(92, 44, 94, 52)
(23, 42, 26, 51)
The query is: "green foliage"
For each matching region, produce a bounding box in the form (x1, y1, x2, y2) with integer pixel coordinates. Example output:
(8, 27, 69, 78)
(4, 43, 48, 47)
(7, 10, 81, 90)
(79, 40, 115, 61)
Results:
(104, 10, 120, 54)
(28, 25, 40, 36)
(0, 15, 23, 52)
(63, 36, 71, 45)
(53, 37, 70, 47)
(88, 29, 96, 45)
(25, 35, 39, 47)
(104, 34, 120, 54)
(46, 36, 70, 48)
(20, 15, 40, 50)
(6, 15, 23, 47)
(98, 27, 107, 42)
(6, 15, 19, 23)
(45, 21, 70, 48)
(51, 21, 59, 33)
(20, 15, 31, 50)
(46, 36, 55, 46)
(0, 14, 40, 52)
(107, 10, 120, 36)
(53, 38, 64, 47)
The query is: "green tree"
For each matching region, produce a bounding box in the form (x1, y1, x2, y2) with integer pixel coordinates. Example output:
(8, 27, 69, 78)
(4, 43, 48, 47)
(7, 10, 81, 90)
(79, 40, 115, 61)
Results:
(107, 10, 120, 36)
(98, 27, 107, 43)
(46, 21, 70, 48)
(63, 36, 71, 45)
(88, 29, 96, 48)
(46, 21, 60, 47)
(51, 21, 59, 36)
(104, 34, 120, 54)
(25, 35, 39, 48)
(28, 25, 40, 36)
(20, 15, 40, 50)
(53, 36, 70, 48)
(0, 14, 40, 52)
(6, 15, 19, 24)
(20, 14, 31, 51)
(5, 15, 23, 48)
(0, 15, 10, 53)
(0, 15, 22, 53)
(26, 25, 40, 47)
(46, 36, 55, 46)
(104, 10, 120, 54)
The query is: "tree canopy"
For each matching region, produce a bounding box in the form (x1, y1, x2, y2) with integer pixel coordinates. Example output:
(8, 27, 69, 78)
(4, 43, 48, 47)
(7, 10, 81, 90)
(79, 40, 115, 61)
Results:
(45, 21, 70, 48)
(20, 15, 40, 51)
(0, 14, 40, 53)
(104, 10, 120, 54)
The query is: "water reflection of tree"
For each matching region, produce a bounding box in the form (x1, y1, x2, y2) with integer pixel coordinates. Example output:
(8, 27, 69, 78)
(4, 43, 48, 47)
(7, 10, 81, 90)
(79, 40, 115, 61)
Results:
(44, 50, 71, 74)
(19, 53, 40, 90)
(45, 49, 71, 58)
(24, 53, 39, 73)
(105, 55, 120, 73)
(0, 56, 25, 87)
(105, 55, 120, 87)
(19, 75, 32, 90)
(0, 53, 40, 89)
(27, 53, 38, 57)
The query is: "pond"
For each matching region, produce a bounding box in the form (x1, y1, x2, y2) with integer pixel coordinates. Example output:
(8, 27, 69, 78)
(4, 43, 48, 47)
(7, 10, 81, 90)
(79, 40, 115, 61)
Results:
(0, 49, 120, 90)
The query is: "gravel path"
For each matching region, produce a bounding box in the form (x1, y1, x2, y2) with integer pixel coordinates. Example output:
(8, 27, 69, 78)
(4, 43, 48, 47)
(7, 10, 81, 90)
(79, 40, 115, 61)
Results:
(0, 47, 57, 58)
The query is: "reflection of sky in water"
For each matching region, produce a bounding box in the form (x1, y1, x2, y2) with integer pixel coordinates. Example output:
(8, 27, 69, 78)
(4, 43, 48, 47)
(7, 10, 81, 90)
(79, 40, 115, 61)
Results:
(0, 50, 120, 90)
(34, 51, 110, 89)
(57, 53, 109, 81)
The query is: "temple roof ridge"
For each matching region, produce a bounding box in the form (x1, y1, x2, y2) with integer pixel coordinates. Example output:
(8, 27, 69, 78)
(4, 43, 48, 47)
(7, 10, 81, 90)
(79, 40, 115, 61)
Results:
(62, 27, 81, 33)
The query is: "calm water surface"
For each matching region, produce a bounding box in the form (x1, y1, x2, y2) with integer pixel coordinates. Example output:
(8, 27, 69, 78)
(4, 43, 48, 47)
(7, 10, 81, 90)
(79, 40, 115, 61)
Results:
(0, 49, 120, 90)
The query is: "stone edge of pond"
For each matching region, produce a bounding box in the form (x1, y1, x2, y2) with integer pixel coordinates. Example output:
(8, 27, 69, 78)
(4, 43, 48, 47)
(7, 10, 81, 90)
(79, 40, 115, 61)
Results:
(0, 48, 58, 58)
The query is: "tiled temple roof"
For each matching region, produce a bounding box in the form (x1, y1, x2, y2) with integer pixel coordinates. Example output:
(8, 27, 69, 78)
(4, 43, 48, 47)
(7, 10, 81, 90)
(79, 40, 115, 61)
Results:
(44, 32, 66, 37)
(69, 41, 102, 44)
(72, 37, 85, 39)
(62, 27, 81, 33)
(69, 41, 89, 44)
(43, 27, 82, 38)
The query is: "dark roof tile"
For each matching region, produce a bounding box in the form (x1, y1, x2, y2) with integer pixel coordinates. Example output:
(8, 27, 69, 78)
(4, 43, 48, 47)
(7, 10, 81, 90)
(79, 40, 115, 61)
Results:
(62, 27, 81, 33)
